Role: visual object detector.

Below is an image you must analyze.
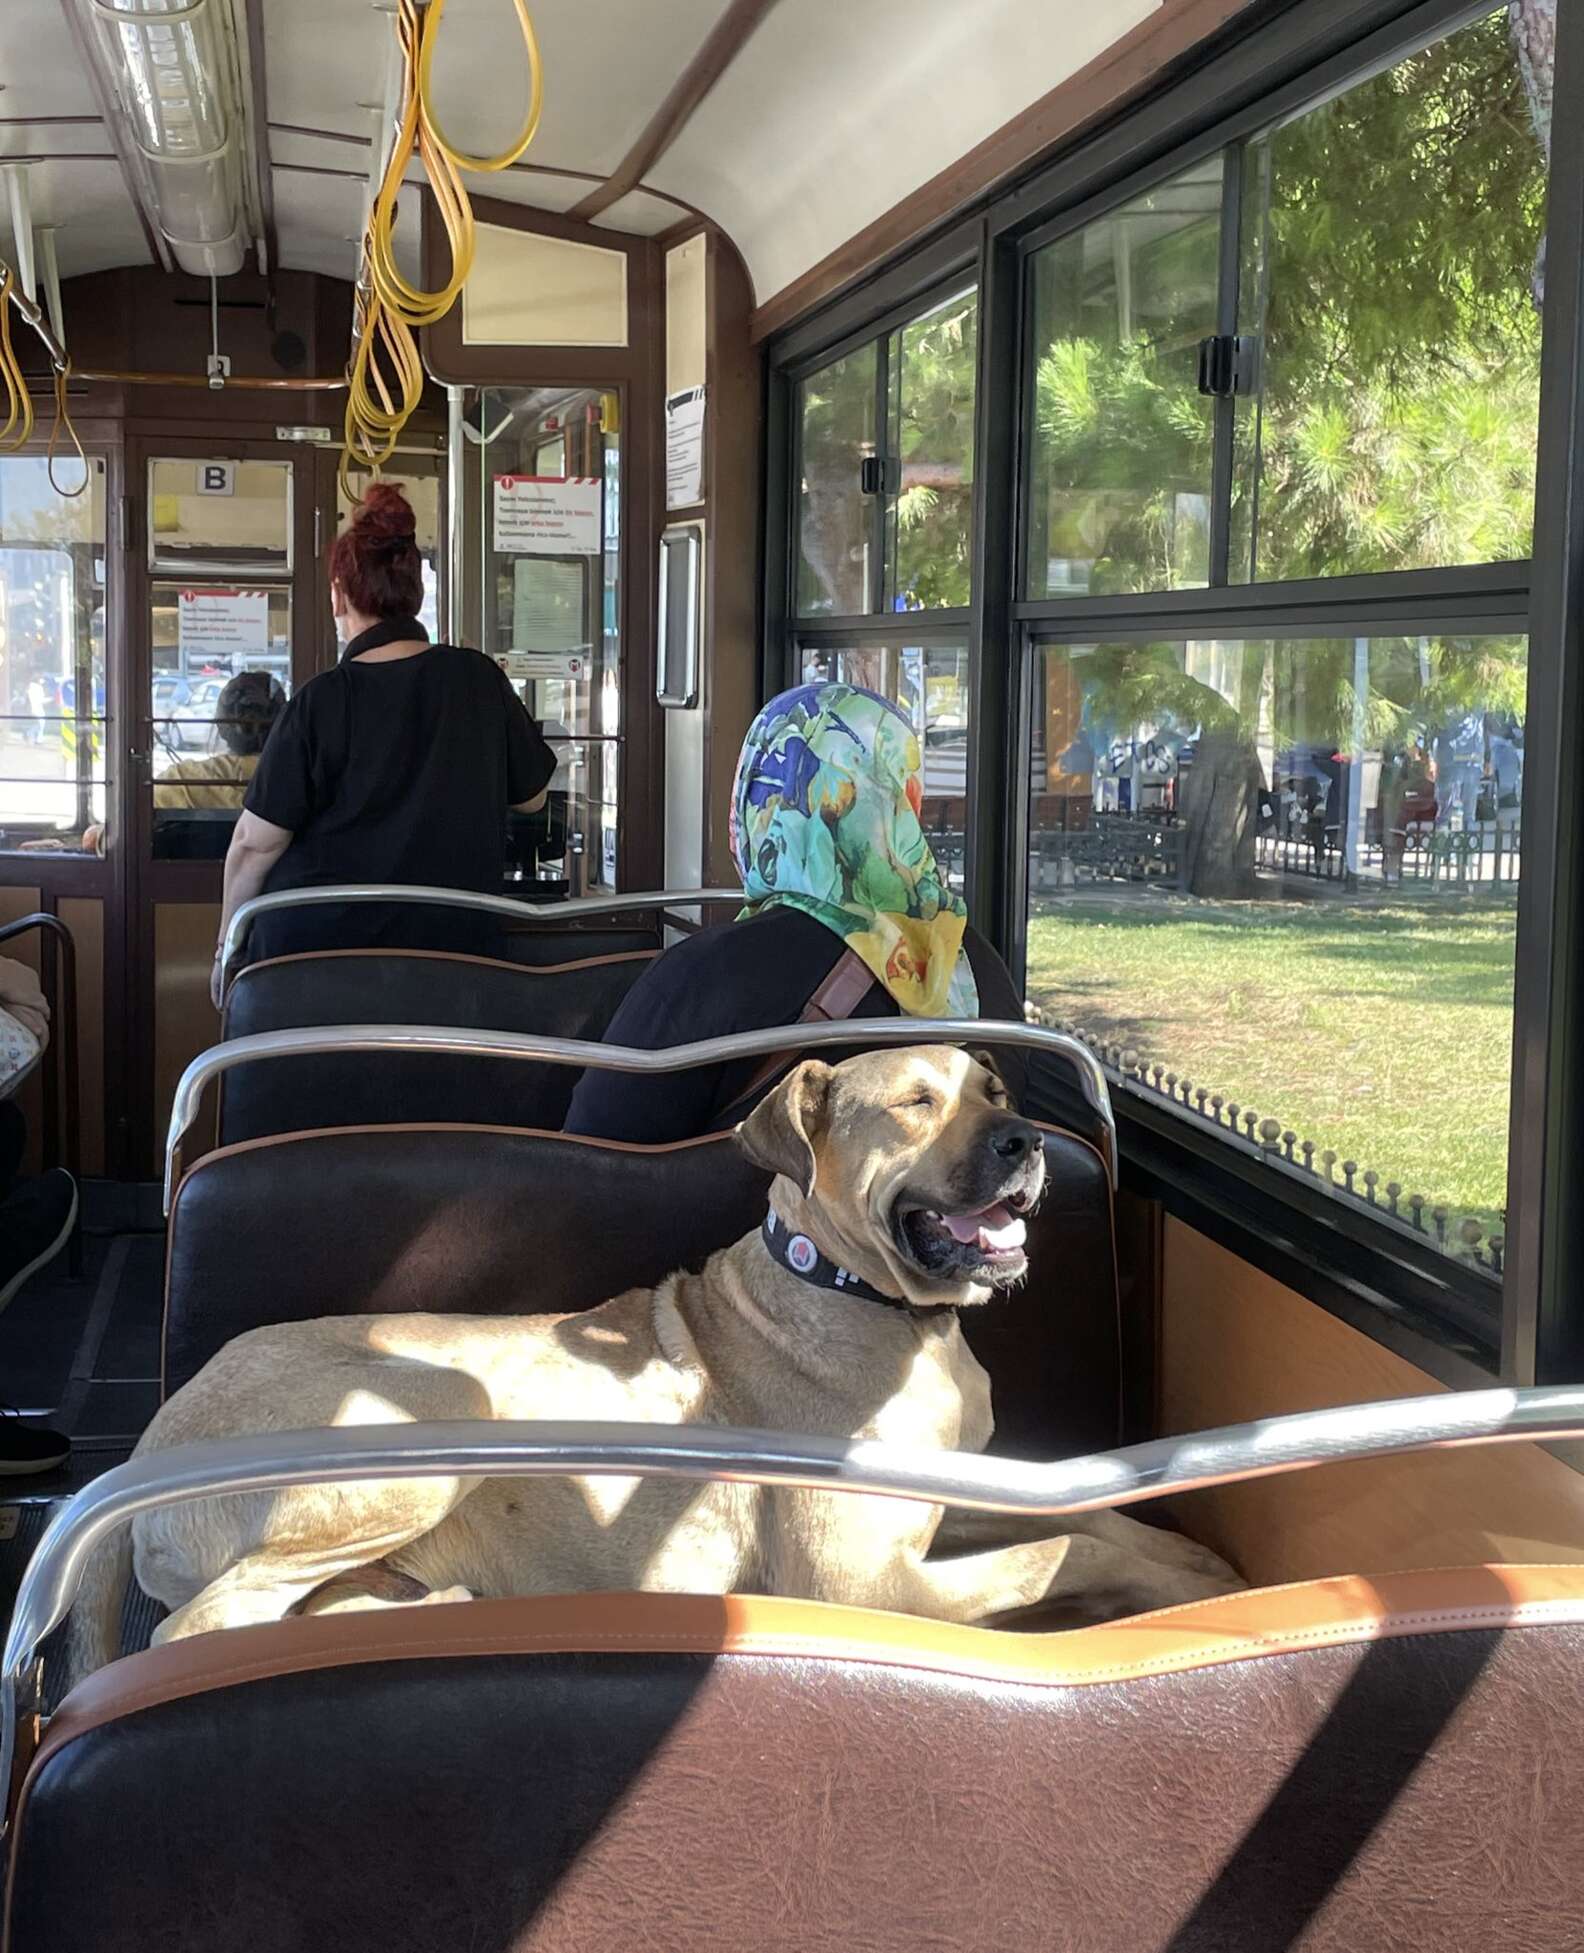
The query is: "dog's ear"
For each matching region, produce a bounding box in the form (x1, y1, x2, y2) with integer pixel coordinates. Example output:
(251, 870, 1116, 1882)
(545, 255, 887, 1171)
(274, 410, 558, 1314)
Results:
(736, 1060, 834, 1196)
(969, 1046, 1013, 1102)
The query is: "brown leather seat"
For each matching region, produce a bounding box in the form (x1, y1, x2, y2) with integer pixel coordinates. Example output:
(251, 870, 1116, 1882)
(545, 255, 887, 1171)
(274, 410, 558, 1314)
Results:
(10, 1568, 1581, 1952)
(161, 1121, 1121, 1462)
(217, 948, 655, 1143)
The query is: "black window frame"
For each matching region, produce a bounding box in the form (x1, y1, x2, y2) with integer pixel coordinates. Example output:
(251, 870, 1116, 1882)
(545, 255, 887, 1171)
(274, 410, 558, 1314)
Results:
(762, 0, 1584, 1390)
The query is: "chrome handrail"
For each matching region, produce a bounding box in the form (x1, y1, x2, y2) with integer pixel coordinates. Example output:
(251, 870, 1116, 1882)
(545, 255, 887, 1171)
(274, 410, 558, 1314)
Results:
(7, 1383, 1583, 1801)
(220, 885, 741, 989)
(163, 1017, 1116, 1211)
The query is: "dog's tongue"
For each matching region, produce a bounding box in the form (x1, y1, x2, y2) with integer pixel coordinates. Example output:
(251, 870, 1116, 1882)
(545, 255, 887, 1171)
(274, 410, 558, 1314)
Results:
(943, 1202, 1027, 1253)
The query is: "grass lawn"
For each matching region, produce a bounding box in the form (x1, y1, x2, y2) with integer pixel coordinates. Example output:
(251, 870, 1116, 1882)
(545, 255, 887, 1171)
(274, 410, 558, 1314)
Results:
(1025, 890, 1517, 1232)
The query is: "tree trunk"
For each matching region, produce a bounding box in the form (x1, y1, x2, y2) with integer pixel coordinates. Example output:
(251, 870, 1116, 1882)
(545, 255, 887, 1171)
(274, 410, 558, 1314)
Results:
(1179, 726, 1261, 899)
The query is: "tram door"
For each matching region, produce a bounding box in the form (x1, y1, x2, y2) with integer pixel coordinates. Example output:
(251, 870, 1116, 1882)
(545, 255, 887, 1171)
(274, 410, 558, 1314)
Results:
(128, 439, 325, 1175)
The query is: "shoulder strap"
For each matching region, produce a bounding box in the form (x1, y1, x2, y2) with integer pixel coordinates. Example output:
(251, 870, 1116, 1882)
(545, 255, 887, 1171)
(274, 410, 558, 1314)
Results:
(718, 948, 878, 1123)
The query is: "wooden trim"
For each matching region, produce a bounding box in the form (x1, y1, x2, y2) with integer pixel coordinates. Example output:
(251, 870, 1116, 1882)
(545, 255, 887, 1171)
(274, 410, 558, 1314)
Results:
(568, 0, 786, 222)
(750, 0, 1257, 343)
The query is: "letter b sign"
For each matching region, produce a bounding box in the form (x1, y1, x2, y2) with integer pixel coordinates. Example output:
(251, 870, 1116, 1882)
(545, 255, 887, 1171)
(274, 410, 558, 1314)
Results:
(197, 462, 236, 496)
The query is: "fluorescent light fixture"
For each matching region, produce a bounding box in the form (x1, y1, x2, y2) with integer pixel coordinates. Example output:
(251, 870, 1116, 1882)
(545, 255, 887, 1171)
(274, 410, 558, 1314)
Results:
(78, 0, 254, 277)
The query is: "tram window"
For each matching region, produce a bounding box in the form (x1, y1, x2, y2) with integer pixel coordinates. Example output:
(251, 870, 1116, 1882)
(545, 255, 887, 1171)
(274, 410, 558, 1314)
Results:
(0, 455, 108, 852)
(149, 459, 293, 574)
(149, 582, 291, 859)
(798, 641, 970, 895)
(479, 385, 621, 891)
(1025, 631, 1526, 1285)
(796, 290, 979, 618)
(1024, 156, 1223, 601)
(337, 468, 440, 641)
(1231, 7, 1546, 584)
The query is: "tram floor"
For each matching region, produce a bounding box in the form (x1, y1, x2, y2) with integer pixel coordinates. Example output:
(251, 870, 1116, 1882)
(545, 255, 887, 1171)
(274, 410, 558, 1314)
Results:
(0, 1225, 168, 1669)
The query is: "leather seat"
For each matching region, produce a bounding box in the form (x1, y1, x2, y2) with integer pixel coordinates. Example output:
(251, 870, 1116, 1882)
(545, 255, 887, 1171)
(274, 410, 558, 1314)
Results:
(161, 1121, 1121, 1461)
(218, 948, 655, 1143)
(11, 1568, 1582, 1952)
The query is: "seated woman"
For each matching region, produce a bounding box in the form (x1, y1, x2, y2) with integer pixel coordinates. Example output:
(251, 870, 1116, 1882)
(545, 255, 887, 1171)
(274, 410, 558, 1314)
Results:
(154, 671, 285, 810)
(210, 483, 556, 1001)
(563, 682, 1026, 1144)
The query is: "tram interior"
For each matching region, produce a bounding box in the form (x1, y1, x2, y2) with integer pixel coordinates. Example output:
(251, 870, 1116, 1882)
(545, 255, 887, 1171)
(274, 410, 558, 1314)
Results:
(0, 0, 1578, 1946)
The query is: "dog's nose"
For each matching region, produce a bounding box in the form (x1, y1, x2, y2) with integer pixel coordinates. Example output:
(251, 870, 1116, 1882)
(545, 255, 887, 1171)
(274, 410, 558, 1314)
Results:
(989, 1119, 1038, 1163)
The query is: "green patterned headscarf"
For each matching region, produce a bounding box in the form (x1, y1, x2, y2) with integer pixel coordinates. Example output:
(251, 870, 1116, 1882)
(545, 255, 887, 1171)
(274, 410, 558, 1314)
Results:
(730, 683, 978, 1018)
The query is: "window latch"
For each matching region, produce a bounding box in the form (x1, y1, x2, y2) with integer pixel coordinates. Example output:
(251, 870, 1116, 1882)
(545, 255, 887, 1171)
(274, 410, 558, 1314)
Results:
(859, 454, 901, 496)
(1196, 334, 1260, 398)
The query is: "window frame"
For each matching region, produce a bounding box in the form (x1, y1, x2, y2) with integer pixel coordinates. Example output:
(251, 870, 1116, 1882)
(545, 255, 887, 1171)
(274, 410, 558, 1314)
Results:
(762, 0, 1584, 1389)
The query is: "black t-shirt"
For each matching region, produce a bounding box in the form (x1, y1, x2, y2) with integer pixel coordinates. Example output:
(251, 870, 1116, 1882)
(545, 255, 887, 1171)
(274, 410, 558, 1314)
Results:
(243, 645, 555, 957)
(562, 905, 1029, 1144)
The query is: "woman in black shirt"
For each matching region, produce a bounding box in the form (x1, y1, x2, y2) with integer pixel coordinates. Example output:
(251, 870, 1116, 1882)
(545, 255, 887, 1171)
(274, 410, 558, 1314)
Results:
(211, 483, 555, 1001)
(563, 681, 1028, 1143)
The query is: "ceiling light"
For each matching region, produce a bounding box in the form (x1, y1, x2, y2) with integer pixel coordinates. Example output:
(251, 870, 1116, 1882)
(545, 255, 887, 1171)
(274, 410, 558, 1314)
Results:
(74, 0, 255, 277)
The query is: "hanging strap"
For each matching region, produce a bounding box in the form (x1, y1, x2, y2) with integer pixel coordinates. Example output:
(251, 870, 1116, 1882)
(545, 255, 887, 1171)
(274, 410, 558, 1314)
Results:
(718, 947, 877, 1121)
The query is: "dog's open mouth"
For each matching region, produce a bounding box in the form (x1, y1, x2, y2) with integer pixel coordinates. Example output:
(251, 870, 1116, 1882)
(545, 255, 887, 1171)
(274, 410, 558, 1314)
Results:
(895, 1182, 1038, 1284)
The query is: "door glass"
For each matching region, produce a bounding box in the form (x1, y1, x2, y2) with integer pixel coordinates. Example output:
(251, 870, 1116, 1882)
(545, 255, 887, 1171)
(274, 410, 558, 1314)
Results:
(149, 458, 293, 573)
(337, 466, 441, 641)
(479, 386, 620, 891)
(1232, 7, 1547, 582)
(1025, 630, 1526, 1280)
(796, 340, 878, 616)
(149, 581, 291, 859)
(0, 456, 108, 851)
(885, 288, 977, 611)
(1025, 155, 1223, 599)
(798, 640, 971, 896)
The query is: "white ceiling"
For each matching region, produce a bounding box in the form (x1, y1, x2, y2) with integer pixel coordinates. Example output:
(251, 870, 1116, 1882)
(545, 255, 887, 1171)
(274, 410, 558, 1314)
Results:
(1, 0, 1164, 308)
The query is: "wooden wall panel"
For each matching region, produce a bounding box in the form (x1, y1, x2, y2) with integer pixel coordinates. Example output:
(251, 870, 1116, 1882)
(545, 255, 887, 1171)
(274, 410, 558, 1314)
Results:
(57, 898, 106, 1178)
(1159, 1219, 1584, 1586)
(154, 903, 221, 1176)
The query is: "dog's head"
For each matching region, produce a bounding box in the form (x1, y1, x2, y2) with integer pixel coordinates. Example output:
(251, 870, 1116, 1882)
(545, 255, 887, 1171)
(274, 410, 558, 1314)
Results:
(737, 1046, 1044, 1309)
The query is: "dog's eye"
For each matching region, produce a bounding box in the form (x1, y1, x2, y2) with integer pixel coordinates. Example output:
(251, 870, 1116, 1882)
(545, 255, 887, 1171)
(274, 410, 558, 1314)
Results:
(893, 1091, 939, 1113)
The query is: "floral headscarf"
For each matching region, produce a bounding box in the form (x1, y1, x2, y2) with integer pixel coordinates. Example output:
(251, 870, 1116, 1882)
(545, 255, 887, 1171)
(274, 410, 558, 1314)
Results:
(729, 683, 978, 1018)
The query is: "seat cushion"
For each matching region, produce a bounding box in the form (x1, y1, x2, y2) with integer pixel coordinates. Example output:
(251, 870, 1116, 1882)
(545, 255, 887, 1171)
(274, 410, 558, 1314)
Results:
(13, 1570, 1584, 1953)
(219, 949, 655, 1142)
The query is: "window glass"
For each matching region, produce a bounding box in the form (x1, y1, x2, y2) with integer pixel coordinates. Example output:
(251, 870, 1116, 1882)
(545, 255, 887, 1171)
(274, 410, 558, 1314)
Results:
(150, 582, 291, 859)
(886, 288, 977, 611)
(1232, 8, 1548, 581)
(1026, 631, 1525, 1277)
(479, 385, 620, 889)
(796, 341, 878, 616)
(799, 641, 971, 895)
(0, 456, 108, 851)
(149, 458, 292, 572)
(1025, 156, 1223, 599)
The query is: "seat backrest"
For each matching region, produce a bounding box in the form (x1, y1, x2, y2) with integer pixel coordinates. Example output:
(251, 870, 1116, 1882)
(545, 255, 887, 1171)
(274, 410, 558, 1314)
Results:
(13, 1571, 1584, 1952)
(162, 1122, 1119, 1460)
(217, 949, 654, 1144)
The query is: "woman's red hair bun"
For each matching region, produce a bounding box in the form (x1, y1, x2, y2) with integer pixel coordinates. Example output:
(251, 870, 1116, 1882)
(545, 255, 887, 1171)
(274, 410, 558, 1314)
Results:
(330, 479, 423, 618)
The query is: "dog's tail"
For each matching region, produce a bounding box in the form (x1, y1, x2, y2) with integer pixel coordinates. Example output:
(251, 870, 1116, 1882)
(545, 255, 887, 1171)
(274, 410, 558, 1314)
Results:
(61, 1522, 132, 1695)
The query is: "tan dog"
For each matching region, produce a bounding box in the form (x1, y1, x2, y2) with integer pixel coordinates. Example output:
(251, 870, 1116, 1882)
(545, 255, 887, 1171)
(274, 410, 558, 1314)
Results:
(71, 1047, 1238, 1677)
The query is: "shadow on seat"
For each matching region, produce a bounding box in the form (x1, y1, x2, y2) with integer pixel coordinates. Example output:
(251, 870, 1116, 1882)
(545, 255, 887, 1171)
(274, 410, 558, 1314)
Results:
(12, 1570, 1584, 1952)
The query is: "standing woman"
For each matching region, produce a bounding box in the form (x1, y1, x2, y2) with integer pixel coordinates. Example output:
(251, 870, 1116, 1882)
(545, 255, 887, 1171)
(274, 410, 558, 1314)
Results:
(211, 483, 555, 1002)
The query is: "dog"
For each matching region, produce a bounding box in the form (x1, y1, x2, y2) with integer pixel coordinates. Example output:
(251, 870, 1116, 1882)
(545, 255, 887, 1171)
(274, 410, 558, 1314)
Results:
(71, 1046, 1239, 1676)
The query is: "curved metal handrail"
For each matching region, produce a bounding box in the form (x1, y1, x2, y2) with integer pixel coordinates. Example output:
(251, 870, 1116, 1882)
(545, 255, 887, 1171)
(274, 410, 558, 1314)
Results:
(7, 1382, 1584, 1798)
(163, 1017, 1116, 1211)
(220, 885, 742, 989)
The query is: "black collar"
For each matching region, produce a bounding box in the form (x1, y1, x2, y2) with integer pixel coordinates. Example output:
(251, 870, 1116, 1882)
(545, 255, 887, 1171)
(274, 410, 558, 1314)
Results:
(342, 615, 430, 663)
(760, 1209, 946, 1318)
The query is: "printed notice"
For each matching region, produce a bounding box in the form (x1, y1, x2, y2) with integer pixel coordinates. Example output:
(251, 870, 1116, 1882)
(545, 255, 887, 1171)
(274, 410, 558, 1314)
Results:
(176, 588, 270, 659)
(493, 475, 602, 555)
(665, 386, 705, 510)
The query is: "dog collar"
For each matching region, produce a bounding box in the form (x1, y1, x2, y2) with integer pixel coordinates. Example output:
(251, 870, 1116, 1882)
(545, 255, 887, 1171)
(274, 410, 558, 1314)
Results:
(761, 1210, 941, 1316)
